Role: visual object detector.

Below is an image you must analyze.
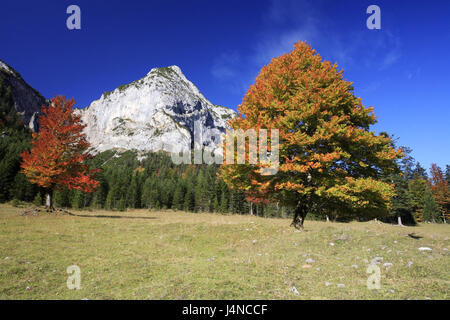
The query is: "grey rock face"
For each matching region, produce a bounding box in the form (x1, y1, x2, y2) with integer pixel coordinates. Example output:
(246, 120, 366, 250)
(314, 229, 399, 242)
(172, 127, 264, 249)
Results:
(76, 65, 236, 154)
(0, 60, 47, 131)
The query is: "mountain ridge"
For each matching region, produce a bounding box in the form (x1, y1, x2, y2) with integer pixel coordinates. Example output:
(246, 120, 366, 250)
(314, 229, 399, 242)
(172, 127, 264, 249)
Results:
(0, 59, 47, 131)
(76, 65, 236, 154)
(0, 60, 235, 154)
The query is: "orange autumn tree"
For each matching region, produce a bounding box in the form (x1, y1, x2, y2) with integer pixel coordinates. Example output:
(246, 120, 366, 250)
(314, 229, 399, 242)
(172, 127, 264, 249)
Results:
(429, 163, 450, 223)
(220, 41, 403, 229)
(21, 96, 99, 210)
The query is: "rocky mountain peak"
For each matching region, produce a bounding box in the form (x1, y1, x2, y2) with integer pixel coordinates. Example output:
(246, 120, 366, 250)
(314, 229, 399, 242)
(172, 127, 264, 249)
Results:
(78, 65, 235, 154)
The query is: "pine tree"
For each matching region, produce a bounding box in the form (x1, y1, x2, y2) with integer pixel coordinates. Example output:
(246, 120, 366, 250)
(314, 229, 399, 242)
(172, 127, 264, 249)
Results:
(423, 187, 440, 223)
(105, 189, 115, 210)
(183, 185, 195, 212)
(412, 162, 428, 180)
(71, 190, 84, 209)
(91, 175, 108, 208)
(54, 189, 70, 208)
(160, 179, 174, 209)
(172, 183, 185, 210)
(11, 173, 38, 202)
(230, 189, 247, 214)
(384, 142, 414, 225)
(194, 170, 208, 211)
(126, 174, 141, 208)
(117, 198, 126, 212)
(408, 179, 427, 221)
(33, 193, 42, 206)
(220, 183, 230, 213)
(0, 76, 33, 202)
(141, 177, 152, 209)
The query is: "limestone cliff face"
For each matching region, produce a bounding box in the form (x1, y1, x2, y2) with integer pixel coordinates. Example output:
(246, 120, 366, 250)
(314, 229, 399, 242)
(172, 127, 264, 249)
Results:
(77, 66, 235, 153)
(0, 60, 47, 131)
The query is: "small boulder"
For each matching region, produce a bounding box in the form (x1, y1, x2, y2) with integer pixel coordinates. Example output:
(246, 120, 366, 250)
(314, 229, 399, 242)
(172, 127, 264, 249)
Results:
(370, 257, 383, 265)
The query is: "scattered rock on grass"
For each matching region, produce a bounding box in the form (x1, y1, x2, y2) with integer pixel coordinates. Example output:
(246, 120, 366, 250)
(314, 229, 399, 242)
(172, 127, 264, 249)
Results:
(370, 257, 383, 265)
(290, 286, 299, 295)
(418, 247, 432, 252)
(337, 284, 345, 288)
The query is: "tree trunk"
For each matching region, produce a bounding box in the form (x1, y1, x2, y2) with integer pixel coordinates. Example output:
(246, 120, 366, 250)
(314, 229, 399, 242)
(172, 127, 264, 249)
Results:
(249, 202, 254, 215)
(326, 215, 330, 223)
(45, 193, 54, 211)
(291, 203, 307, 230)
(398, 216, 403, 226)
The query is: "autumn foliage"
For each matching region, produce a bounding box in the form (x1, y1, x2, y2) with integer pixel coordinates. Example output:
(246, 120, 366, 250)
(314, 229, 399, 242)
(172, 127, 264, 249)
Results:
(20, 96, 99, 207)
(220, 41, 403, 228)
(429, 163, 450, 222)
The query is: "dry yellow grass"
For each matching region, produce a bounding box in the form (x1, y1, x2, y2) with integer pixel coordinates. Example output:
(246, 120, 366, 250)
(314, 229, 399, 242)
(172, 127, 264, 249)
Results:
(0, 203, 449, 299)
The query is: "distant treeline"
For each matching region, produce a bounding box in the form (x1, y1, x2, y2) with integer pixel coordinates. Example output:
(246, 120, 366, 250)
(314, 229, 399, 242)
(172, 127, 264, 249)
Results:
(1, 75, 449, 222)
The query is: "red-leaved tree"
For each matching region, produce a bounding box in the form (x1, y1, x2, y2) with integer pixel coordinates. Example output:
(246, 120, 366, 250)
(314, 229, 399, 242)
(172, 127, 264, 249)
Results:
(20, 96, 99, 209)
(429, 163, 450, 223)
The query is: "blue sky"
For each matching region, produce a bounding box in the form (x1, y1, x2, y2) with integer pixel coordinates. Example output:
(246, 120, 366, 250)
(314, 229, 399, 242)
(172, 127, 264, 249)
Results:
(1, 0, 449, 171)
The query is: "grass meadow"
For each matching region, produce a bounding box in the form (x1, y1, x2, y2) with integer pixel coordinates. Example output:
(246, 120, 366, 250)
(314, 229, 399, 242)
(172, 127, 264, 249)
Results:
(0, 204, 449, 299)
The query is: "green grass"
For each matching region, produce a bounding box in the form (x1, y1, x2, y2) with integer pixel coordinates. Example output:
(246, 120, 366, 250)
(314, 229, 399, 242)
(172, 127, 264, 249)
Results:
(0, 204, 449, 299)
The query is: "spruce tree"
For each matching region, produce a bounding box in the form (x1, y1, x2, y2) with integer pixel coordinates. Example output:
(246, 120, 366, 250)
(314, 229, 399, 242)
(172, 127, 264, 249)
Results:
(0, 76, 33, 202)
(184, 186, 195, 212)
(117, 198, 126, 212)
(33, 193, 42, 206)
(105, 189, 115, 210)
(423, 187, 439, 223)
(194, 170, 208, 212)
(172, 183, 185, 210)
(220, 183, 230, 213)
(54, 189, 70, 208)
(71, 190, 84, 209)
(413, 162, 428, 180)
(408, 179, 427, 221)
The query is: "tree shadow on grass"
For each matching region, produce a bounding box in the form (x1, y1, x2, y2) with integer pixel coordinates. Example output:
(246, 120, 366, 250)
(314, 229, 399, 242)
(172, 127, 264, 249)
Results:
(65, 211, 157, 220)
